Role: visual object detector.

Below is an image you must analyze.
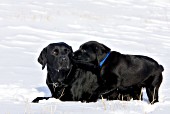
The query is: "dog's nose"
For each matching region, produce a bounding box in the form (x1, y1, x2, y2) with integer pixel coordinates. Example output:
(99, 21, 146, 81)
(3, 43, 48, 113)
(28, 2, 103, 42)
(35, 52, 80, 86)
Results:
(61, 57, 67, 62)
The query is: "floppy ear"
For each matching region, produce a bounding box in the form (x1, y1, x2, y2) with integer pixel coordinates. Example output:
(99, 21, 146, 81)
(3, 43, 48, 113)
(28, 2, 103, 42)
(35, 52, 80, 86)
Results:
(69, 46, 73, 53)
(96, 43, 111, 65)
(102, 44, 111, 52)
(38, 47, 47, 70)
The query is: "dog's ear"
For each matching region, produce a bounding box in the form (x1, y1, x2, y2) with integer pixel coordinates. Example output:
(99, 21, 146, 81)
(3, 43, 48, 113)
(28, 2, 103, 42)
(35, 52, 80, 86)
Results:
(69, 46, 73, 53)
(38, 47, 47, 70)
(96, 43, 111, 65)
(101, 43, 111, 53)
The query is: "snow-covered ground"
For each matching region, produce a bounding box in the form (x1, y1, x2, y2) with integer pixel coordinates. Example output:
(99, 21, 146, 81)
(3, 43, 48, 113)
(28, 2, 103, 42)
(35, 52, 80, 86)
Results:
(0, 0, 170, 113)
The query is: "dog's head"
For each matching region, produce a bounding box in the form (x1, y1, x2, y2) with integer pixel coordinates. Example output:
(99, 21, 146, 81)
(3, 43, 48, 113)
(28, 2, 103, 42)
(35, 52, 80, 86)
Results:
(38, 42, 73, 85)
(72, 41, 110, 66)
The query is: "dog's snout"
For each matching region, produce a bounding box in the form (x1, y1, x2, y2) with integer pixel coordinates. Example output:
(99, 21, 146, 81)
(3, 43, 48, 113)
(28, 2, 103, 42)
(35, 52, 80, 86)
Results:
(62, 57, 67, 62)
(60, 56, 68, 63)
(72, 51, 81, 59)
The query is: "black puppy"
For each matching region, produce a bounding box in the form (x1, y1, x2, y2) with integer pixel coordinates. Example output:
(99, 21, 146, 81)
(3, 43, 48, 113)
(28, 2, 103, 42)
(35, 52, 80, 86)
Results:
(72, 41, 164, 104)
(32, 42, 100, 103)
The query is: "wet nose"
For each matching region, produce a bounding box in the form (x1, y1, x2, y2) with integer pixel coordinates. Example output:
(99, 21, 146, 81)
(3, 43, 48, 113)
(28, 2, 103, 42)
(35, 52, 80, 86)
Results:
(61, 57, 67, 62)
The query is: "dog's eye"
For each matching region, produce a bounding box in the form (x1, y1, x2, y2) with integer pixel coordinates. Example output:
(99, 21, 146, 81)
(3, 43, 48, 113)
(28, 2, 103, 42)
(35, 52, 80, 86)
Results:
(52, 49, 59, 56)
(95, 47, 98, 50)
(64, 49, 68, 53)
(81, 49, 86, 53)
(53, 51, 58, 55)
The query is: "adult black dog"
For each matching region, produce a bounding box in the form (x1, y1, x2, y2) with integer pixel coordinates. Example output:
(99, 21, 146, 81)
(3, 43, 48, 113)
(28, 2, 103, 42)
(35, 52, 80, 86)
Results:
(32, 42, 99, 103)
(72, 41, 164, 104)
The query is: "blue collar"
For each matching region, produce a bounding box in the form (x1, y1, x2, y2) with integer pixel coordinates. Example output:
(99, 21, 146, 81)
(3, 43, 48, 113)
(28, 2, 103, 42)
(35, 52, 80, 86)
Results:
(99, 52, 110, 67)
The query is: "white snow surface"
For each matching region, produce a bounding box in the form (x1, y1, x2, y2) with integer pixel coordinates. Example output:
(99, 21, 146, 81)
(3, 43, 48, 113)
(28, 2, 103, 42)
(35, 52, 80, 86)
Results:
(0, 0, 170, 113)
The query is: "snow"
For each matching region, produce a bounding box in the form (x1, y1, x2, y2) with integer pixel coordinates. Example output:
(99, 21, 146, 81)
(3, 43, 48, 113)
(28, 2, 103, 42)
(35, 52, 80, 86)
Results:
(0, 0, 170, 113)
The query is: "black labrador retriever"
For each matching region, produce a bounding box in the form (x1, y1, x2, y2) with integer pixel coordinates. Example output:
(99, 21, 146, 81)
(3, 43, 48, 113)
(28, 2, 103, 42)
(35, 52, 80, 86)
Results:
(72, 41, 164, 104)
(32, 42, 100, 103)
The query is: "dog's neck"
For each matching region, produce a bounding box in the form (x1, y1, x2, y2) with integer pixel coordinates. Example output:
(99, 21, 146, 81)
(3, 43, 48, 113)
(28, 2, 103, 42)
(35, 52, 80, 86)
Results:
(99, 52, 111, 67)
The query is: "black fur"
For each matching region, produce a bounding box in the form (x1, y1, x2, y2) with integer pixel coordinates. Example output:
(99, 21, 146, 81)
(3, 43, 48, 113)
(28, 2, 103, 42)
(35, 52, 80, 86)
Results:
(72, 41, 164, 104)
